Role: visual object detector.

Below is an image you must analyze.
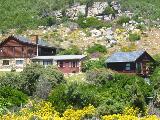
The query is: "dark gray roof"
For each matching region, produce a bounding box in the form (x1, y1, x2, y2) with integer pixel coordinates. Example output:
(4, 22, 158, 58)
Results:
(106, 50, 145, 63)
(12, 35, 54, 48)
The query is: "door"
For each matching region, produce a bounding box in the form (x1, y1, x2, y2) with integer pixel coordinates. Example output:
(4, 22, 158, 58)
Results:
(136, 63, 142, 74)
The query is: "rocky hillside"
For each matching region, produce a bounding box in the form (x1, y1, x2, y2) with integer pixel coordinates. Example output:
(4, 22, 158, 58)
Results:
(1, 0, 160, 55)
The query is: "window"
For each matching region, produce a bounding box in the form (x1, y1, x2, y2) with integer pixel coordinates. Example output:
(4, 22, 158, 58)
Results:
(16, 60, 24, 65)
(71, 61, 78, 68)
(125, 63, 131, 70)
(58, 61, 64, 68)
(3, 60, 9, 66)
(43, 60, 53, 65)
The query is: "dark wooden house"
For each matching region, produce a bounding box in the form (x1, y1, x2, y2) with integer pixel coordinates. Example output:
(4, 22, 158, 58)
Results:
(0, 35, 58, 71)
(106, 51, 154, 76)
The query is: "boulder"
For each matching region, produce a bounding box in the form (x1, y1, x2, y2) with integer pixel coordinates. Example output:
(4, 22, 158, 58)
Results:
(88, 2, 108, 17)
(90, 29, 102, 37)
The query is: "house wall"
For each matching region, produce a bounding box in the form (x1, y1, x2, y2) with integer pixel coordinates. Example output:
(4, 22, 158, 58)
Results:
(135, 52, 154, 76)
(0, 37, 57, 58)
(32, 59, 82, 73)
(0, 38, 37, 58)
(107, 62, 136, 73)
(57, 60, 81, 73)
(0, 58, 30, 72)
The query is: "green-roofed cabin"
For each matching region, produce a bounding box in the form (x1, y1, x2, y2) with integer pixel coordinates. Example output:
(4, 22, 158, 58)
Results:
(106, 51, 155, 77)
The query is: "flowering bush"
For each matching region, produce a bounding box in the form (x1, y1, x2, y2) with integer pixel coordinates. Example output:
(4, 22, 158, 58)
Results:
(0, 101, 96, 120)
(1, 101, 159, 120)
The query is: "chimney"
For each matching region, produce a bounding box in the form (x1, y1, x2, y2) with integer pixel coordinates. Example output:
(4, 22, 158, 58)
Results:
(30, 35, 39, 44)
(30, 35, 39, 56)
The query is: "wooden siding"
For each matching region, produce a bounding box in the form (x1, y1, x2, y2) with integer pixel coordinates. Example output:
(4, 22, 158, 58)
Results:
(107, 52, 154, 76)
(57, 60, 81, 73)
(0, 37, 56, 58)
(107, 62, 136, 73)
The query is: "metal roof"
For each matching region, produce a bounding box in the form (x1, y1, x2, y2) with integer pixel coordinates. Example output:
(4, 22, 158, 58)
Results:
(32, 55, 86, 60)
(106, 50, 145, 63)
(12, 35, 54, 48)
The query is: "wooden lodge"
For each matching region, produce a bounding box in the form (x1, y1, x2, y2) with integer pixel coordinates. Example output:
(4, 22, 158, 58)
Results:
(0, 35, 58, 71)
(106, 51, 154, 76)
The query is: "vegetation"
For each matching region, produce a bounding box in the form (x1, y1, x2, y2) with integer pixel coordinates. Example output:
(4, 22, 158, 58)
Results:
(120, 0, 160, 20)
(0, 87, 28, 115)
(0, 0, 160, 31)
(116, 16, 130, 25)
(49, 71, 153, 114)
(21, 64, 64, 97)
(1, 101, 159, 120)
(77, 17, 112, 29)
(103, 6, 116, 15)
(82, 58, 105, 72)
(59, 45, 82, 55)
(129, 33, 141, 41)
(87, 44, 107, 54)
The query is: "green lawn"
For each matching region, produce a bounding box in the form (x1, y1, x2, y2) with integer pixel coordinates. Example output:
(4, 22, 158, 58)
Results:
(65, 73, 87, 84)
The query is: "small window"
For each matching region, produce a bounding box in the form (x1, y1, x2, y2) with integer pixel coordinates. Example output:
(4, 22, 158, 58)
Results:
(125, 63, 131, 70)
(3, 60, 9, 66)
(58, 61, 64, 68)
(43, 60, 53, 65)
(71, 61, 78, 68)
(16, 60, 24, 65)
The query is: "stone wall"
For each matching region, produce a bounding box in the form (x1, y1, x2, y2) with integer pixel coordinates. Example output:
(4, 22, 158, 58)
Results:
(0, 58, 30, 72)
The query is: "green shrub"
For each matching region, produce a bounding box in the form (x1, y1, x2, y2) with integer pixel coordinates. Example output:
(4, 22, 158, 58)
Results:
(49, 73, 152, 114)
(136, 24, 146, 31)
(0, 87, 28, 107)
(116, 16, 130, 25)
(49, 83, 100, 113)
(103, 6, 116, 15)
(120, 0, 160, 20)
(59, 45, 82, 55)
(86, 68, 113, 85)
(0, 72, 22, 89)
(77, 17, 112, 29)
(87, 44, 107, 54)
(129, 33, 141, 41)
(21, 64, 64, 96)
(82, 58, 105, 72)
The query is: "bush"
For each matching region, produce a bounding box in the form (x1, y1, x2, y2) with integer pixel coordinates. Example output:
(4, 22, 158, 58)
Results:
(103, 6, 116, 15)
(87, 44, 107, 54)
(86, 68, 113, 85)
(0, 72, 22, 89)
(77, 17, 112, 29)
(0, 86, 28, 114)
(129, 33, 141, 41)
(0, 87, 28, 107)
(82, 58, 105, 72)
(49, 73, 152, 114)
(59, 45, 82, 55)
(116, 16, 130, 25)
(21, 64, 64, 96)
(49, 83, 100, 113)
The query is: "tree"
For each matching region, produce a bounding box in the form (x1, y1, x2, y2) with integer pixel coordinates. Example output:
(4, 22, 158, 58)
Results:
(21, 64, 64, 96)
